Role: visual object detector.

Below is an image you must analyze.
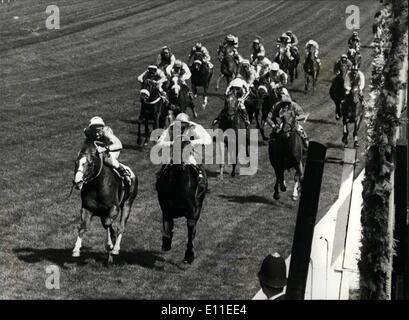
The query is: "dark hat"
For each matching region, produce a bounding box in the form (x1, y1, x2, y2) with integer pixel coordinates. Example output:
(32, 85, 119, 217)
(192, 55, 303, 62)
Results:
(258, 253, 287, 288)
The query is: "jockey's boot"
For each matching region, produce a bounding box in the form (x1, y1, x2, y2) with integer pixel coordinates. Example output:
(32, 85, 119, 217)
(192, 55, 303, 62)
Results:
(238, 107, 251, 128)
(117, 164, 131, 185)
(195, 165, 208, 196)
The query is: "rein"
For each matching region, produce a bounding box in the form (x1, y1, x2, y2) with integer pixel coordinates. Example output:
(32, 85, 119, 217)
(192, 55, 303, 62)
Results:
(145, 97, 162, 105)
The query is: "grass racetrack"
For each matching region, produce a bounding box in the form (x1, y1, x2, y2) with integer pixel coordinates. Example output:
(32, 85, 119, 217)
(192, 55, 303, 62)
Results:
(0, 1, 380, 299)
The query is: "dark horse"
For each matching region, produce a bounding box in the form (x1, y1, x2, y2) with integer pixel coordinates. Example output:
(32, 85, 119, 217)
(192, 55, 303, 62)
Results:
(244, 85, 263, 130)
(329, 72, 346, 120)
(156, 139, 207, 264)
(341, 86, 364, 148)
(274, 49, 300, 83)
(72, 140, 138, 265)
(256, 75, 281, 141)
(303, 51, 320, 93)
(268, 109, 305, 201)
(138, 78, 169, 146)
(190, 52, 213, 109)
(217, 89, 250, 179)
(216, 54, 240, 91)
(167, 76, 198, 120)
(347, 48, 362, 68)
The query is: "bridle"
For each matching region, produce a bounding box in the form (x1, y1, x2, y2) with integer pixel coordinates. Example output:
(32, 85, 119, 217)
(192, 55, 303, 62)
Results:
(75, 141, 104, 185)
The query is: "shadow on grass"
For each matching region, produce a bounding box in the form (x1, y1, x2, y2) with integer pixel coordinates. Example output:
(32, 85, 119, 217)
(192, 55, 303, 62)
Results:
(120, 119, 139, 125)
(308, 118, 337, 125)
(325, 141, 344, 150)
(13, 247, 181, 270)
(218, 194, 276, 206)
(122, 143, 145, 152)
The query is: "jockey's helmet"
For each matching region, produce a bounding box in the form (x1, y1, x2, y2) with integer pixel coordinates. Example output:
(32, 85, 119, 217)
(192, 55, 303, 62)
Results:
(162, 46, 171, 54)
(148, 64, 158, 71)
(286, 30, 293, 36)
(271, 62, 280, 71)
(242, 59, 250, 67)
(253, 38, 260, 44)
(281, 88, 290, 98)
(258, 253, 287, 288)
(89, 116, 105, 128)
(174, 60, 183, 68)
(341, 54, 348, 60)
(257, 52, 265, 59)
(351, 65, 359, 71)
(352, 31, 358, 36)
(195, 42, 202, 50)
(226, 34, 235, 42)
(175, 112, 190, 124)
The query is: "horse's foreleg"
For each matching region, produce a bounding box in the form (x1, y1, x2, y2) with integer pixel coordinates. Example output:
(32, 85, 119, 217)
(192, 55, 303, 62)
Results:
(216, 74, 224, 91)
(184, 218, 197, 264)
(342, 121, 349, 147)
(353, 119, 361, 148)
(144, 118, 150, 146)
(111, 203, 132, 255)
(162, 216, 174, 251)
(72, 208, 92, 257)
(292, 162, 303, 201)
(137, 121, 142, 146)
(273, 169, 284, 200)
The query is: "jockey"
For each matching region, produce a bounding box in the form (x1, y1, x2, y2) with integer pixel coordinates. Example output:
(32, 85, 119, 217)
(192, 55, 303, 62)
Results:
(276, 34, 292, 60)
(166, 59, 193, 98)
(333, 54, 352, 77)
(218, 34, 242, 64)
(267, 62, 288, 98)
(252, 52, 273, 79)
(82, 116, 131, 184)
(267, 94, 309, 148)
(156, 46, 176, 71)
(188, 42, 214, 69)
(239, 59, 257, 88)
(137, 65, 168, 107)
(347, 48, 361, 66)
(156, 112, 211, 193)
(305, 39, 321, 65)
(284, 30, 299, 57)
(348, 31, 361, 52)
(250, 37, 266, 63)
(212, 77, 251, 127)
(137, 64, 167, 90)
(344, 65, 365, 99)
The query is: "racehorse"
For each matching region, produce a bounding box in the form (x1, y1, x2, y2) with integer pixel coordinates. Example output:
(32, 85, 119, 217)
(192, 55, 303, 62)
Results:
(215, 54, 239, 91)
(329, 73, 346, 120)
(72, 140, 138, 265)
(274, 49, 299, 83)
(268, 108, 304, 201)
(303, 50, 320, 93)
(217, 89, 250, 179)
(341, 86, 364, 148)
(156, 137, 207, 264)
(256, 76, 281, 141)
(137, 78, 169, 146)
(167, 76, 198, 120)
(190, 52, 213, 109)
(347, 49, 362, 68)
(244, 85, 263, 130)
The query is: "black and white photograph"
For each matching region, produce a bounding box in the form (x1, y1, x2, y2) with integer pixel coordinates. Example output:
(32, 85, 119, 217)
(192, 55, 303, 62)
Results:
(0, 0, 408, 307)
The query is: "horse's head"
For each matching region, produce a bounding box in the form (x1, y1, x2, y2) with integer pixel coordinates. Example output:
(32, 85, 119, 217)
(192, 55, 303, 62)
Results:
(140, 79, 158, 103)
(169, 76, 182, 99)
(225, 91, 239, 118)
(192, 59, 203, 73)
(349, 86, 361, 104)
(279, 106, 296, 139)
(73, 140, 102, 190)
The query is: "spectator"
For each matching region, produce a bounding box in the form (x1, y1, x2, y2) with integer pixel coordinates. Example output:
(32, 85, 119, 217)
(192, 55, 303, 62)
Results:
(257, 252, 287, 300)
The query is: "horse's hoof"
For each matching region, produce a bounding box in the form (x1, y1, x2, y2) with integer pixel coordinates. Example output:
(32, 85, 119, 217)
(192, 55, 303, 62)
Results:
(72, 251, 80, 258)
(292, 195, 298, 201)
(162, 237, 172, 252)
(111, 249, 119, 256)
(194, 112, 198, 119)
(107, 253, 114, 266)
(354, 142, 359, 148)
(105, 244, 114, 252)
(184, 251, 195, 264)
(280, 185, 287, 192)
(273, 192, 280, 200)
